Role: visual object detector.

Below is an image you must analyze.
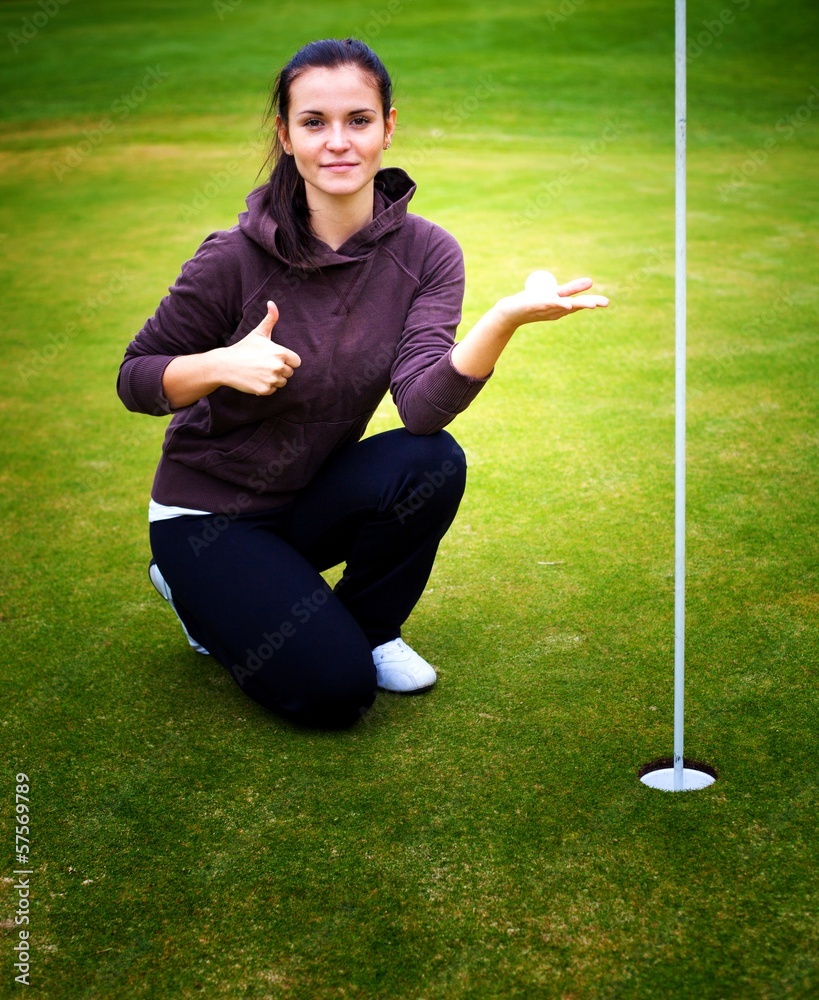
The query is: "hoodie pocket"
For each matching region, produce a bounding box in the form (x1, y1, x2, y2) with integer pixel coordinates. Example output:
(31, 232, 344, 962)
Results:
(165, 414, 371, 495)
(203, 418, 280, 471)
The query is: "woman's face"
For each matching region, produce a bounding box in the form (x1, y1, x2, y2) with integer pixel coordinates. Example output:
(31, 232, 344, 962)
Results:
(278, 65, 396, 206)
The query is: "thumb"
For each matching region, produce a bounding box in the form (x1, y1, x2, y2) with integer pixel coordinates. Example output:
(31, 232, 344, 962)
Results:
(254, 300, 279, 339)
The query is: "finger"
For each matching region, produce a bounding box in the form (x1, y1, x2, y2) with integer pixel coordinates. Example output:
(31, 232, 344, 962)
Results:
(252, 383, 276, 396)
(256, 375, 286, 395)
(565, 294, 609, 309)
(270, 370, 292, 390)
(557, 277, 594, 297)
(525, 290, 563, 305)
(255, 300, 279, 339)
(271, 344, 301, 368)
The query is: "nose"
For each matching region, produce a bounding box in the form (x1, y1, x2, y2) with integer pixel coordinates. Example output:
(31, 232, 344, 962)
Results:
(325, 123, 350, 152)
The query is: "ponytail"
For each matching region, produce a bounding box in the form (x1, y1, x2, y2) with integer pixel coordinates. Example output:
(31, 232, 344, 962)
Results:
(263, 141, 317, 271)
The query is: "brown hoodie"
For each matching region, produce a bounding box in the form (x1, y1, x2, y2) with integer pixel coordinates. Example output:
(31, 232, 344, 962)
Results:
(117, 168, 489, 514)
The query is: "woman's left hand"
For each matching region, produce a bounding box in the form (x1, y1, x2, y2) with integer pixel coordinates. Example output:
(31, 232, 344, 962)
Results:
(495, 275, 609, 329)
(450, 271, 610, 379)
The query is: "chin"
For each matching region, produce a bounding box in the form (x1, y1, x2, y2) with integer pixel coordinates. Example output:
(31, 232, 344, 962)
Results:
(320, 174, 376, 197)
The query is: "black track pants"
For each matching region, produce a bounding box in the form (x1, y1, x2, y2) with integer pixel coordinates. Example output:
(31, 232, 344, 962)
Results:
(149, 429, 467, 728)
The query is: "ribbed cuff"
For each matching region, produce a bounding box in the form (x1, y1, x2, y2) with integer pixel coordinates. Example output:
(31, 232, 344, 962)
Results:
(421, 348, 492, 413)
(119, 355, 176, 415)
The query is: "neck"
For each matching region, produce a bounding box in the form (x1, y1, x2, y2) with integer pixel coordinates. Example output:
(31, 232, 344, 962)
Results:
(305, 181, 375, 251)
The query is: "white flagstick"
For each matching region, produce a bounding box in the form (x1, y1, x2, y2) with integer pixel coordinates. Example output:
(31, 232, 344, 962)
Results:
(640, 0, 714, 792)
(673, 0, 687, 792)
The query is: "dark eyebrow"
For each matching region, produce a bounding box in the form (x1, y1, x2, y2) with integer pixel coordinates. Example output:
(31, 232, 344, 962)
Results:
(295, 108, 377, 117)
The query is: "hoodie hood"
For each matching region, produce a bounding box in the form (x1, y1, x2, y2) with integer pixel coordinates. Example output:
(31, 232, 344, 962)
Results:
(238, 167, 417, 267)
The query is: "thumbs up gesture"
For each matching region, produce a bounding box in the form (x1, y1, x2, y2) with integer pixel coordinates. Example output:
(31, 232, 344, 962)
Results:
(221, 301, 302, 396)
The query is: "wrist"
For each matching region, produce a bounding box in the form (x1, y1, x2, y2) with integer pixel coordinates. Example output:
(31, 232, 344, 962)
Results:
(487, 299, 520, 338)
(199, 346, 231, 393)
(450, 301, 519, 379)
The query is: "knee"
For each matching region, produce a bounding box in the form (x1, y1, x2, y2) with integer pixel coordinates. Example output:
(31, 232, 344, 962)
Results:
(430, 430, 467, 483)
(400, 430, 466, 501)
(407, 428, 465, 468)
(282, 665, 377, 729)
(251, 640, 377, 729)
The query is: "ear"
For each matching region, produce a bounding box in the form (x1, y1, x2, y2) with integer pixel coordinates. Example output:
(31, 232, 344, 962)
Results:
(275, 114, 291, 155)
(384, 107, 397, 147)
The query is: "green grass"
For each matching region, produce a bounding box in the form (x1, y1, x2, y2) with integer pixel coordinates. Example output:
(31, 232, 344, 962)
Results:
(1, 1, 817, 997)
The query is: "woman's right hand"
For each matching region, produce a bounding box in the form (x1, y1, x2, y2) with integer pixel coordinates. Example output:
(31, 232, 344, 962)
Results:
(161, 300, 301, 409)
(216, 300, 302, 396)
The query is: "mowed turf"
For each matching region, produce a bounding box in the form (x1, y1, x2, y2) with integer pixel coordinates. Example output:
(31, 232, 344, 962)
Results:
(0, 1, 817, 997)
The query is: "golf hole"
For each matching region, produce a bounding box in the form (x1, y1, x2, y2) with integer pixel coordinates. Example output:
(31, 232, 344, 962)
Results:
(638, 757, 717, 792)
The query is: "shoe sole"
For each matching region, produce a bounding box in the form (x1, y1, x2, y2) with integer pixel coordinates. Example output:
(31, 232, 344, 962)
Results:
(377, 682, 436, 695)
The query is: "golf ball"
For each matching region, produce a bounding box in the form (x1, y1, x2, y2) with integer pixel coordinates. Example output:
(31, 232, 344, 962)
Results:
(525, 270, 559, 296)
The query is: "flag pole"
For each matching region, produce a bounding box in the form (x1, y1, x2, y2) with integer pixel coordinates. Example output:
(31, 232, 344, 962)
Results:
(639, 0, 715, 792)
(673, 0, 687, 792)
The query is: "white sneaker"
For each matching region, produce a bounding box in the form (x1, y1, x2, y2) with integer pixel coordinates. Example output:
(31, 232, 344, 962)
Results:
(372, 638, 437, 693)
(148, 560, 210, 656)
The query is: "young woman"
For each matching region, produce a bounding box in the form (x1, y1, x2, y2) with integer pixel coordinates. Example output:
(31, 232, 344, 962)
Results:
(117, 38, 607, 729)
